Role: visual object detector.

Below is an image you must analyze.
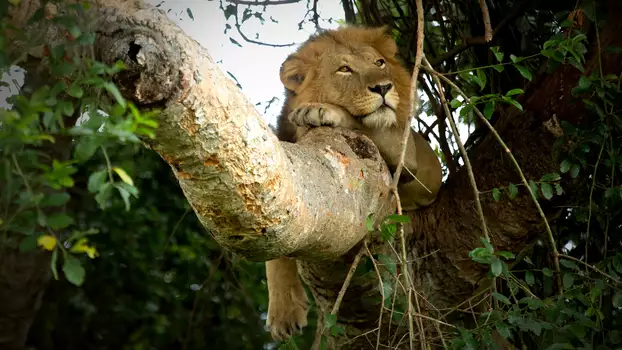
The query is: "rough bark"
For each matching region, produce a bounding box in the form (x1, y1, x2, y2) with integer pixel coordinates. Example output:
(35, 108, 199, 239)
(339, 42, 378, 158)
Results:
(4, 0, 622, 349)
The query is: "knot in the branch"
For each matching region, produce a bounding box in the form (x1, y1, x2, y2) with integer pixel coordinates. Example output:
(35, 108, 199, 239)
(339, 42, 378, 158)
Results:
(96, 7, 187, 105)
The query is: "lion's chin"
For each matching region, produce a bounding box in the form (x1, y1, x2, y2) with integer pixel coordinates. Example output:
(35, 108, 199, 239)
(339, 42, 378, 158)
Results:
(360, 105, 398, 129)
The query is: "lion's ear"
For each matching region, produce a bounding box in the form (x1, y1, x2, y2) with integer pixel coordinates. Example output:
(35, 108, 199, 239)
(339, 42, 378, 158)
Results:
(280, 55, 310, 92)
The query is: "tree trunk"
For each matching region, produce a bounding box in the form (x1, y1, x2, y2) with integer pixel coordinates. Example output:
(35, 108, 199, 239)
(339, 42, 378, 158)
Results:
(5, 0, 622, 349)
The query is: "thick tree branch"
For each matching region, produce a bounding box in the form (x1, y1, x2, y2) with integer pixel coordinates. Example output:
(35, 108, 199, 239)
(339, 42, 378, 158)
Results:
(94, 4, 394, 262)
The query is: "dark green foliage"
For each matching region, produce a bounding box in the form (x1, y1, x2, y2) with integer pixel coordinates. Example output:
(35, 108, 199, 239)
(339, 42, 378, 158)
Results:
(27, 147, 275, 350)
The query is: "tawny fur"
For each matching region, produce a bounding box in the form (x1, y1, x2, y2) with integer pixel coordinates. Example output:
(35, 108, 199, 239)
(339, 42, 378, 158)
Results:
(267, 25, 442, 341)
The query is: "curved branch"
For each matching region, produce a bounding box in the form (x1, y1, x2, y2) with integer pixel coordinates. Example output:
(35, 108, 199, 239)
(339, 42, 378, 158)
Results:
(95, 5, 393, 262)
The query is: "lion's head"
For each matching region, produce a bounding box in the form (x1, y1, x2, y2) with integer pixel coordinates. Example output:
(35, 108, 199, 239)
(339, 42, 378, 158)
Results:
(279, 25, 412, 131)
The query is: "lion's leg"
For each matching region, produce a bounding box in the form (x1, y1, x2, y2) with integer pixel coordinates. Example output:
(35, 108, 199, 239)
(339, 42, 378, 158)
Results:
(266, 257, 309, 340)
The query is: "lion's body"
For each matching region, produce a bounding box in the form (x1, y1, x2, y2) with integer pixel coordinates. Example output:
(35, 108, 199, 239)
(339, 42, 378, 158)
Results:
(266, 25, 443, 341)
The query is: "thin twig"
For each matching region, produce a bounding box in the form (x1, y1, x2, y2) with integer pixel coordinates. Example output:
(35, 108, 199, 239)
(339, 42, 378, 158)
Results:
(585, 139, 606, 268)
(559, 254, 621, 284)
(183, 253, 224, 350)
(421, 58, 490, 242)
(420, 62, 564, 293)
(330, 244, 367, 315)
(364, 241, 385, 350)
(478, 0, 493, 42)
(389, 0, 426, 347)
(421, 56, 496, 309)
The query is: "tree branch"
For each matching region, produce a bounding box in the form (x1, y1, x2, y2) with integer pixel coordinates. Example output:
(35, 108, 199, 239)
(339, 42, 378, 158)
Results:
(430, 0, 532, 66)
(94, 4, 393, 262)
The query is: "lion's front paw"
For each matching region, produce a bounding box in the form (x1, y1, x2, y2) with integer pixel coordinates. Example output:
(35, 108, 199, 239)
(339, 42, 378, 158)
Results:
(289, 103, 350, 128)
(266, 283, 309, 341)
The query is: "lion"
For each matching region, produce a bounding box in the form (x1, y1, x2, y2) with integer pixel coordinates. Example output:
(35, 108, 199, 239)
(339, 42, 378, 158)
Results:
(266, 25, 443, 341)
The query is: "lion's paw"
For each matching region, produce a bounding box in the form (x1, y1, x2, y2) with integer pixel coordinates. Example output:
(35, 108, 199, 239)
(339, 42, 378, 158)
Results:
(289, 103, 349, 128)
(266, 283, 309, 341)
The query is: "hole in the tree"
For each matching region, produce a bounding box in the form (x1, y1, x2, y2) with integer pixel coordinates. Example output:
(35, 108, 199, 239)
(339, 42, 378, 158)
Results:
(128, 42, 141, 63)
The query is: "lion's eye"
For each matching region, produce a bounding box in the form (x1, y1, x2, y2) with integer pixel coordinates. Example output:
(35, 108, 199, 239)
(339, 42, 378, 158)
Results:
(337, 65, 352, 73)
(375, 59, 385, 67)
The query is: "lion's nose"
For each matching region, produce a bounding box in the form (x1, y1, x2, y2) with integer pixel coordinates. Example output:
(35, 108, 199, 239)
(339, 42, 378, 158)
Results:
(369, 83, 393, 97)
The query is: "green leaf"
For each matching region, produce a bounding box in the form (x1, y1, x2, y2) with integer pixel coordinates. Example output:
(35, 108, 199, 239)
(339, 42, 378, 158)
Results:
(88, 170, 108, 193)
(229, 37, 243, 47)
(63, 255, 85, 286)
(525, 271, 535, 285)
(504, 97, 524, 111)
(68, 84, 84, 98)
(498, 251, 515, 259)
(115, 184, 132, 211)
(377, 254, 397, 275)
(491, 257, 502, 276)
(74, 137, 99, 162)
(47, 213, 74, 230)
(381, 280, 393, 302)
(450, 98, 463, 109)
(509, 54, 518, 63)
(560, 159, 572, 173)
(40, 192, 70, 207)
(514, 64, 532, 81)
(528, 180, 539, 199)
(481, 237, 494, 254)
(95, 183, 113, 210)
(484, 101, 495, 119)
(330, 324, 345, 336)
(103, 82, 126, 108)
(19, 234, 41, 252)
(612, 292, 622, 308)
(476, 69, 487, 90)
(385, 214, 410, 223)
(508, 183, 518, 200)
(563, 273, 574, 290)
(492, 292, 511, 305)
(505, 88, 524, 96)
(186, 7, 194, 20)
(495, 322, 511, 339)
(492, 188, 501, 201)
(554, 183, 563, 196)
(570, 164, 580, 178)
(541, 183, 553, 200)
(490, 46, 504, 62)
(578, 75, 591, 89)
(559, 259, 579, 270)
(116, 182, 139, 198)
(365, 213, 375, 232)
(324, 314, 337, 329)
(542, 267, 553, 277)
(540, 173, 561, 182)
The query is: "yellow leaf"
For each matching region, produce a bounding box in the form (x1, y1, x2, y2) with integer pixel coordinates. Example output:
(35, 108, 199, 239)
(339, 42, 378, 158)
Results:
(112, 167, 134, 186)
(37, 235, 57, 251)
(70, 238, 99, 259)
(8, 0, 21, 5)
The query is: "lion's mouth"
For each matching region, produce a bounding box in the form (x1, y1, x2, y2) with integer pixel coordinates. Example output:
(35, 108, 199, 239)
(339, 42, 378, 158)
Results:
(357, 104, 395, 119)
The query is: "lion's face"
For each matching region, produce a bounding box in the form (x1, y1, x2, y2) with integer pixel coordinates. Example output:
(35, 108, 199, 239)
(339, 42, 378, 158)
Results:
(279, 26, 411, 130)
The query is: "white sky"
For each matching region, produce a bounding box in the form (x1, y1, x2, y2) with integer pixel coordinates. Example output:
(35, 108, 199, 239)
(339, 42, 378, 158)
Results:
(145, 0, 345, 127)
